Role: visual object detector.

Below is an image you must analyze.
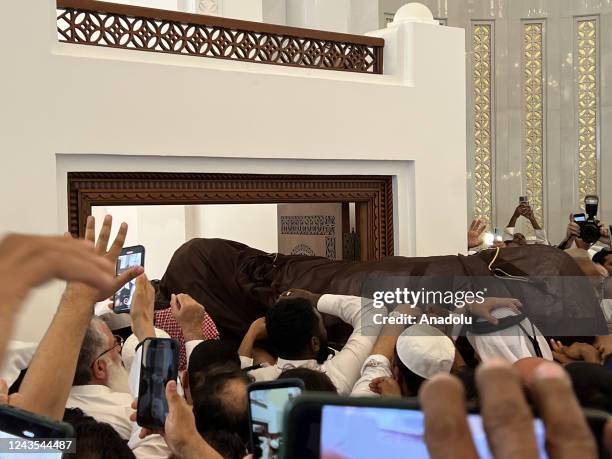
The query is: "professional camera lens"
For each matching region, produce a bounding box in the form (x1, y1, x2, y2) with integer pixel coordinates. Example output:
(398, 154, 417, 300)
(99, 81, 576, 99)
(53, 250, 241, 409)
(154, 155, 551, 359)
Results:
(581, 223, 600, 244)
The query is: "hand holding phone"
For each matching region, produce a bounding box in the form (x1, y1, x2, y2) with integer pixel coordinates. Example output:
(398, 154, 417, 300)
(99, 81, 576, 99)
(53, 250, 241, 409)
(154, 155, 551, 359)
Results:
(113, 245, 145, 314)
(248, 379, 304, 459)
(137, 338, 179, 430)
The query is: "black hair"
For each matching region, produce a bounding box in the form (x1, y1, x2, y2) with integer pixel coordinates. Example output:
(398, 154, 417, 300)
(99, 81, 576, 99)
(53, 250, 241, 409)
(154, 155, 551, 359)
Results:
(265, 298, 321, 359)
(393, 347, 425, 396)
(192, 367, 252, 446)
(201, 430, 248, 459)
(188, 340, 241, 389)
(278, 367, 337, 393)
(592, 248, 612, 266)
(62, 408, 135, 459)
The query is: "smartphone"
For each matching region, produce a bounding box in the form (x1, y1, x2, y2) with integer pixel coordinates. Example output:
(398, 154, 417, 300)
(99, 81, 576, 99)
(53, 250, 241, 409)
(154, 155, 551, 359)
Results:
(281, 395, 550, 459)
(113, 245, 145, 314)
(574, 213, 587, 223)
(136, 338, 179, 430)
(519, 196, 529, 205)
(493, 227, 503, 242)
(0, 404, 75, 458)
(248, 379, 304, 459)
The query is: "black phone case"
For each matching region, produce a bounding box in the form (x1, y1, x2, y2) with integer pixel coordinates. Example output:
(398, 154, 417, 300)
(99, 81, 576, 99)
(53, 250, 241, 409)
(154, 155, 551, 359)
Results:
(113, 245, 145, 314)
(247, 378, 305, 459)
(0, 404, 74, 439)
(136, 338, 178, 430)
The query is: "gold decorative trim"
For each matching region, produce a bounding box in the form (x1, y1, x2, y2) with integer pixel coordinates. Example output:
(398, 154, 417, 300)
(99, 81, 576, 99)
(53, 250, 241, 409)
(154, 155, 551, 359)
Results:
(472, 23, 493, 226)
(522, 22, 544, 225)
(576, 18, 598, 202)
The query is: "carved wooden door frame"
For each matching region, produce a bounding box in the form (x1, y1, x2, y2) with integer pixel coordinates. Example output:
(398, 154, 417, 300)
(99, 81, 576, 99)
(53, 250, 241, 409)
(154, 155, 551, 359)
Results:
(67, 172, 394, 260)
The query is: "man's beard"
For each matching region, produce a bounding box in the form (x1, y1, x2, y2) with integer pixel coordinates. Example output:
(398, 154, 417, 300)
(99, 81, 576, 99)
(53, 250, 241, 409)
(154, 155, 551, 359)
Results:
(105, 357, 131, 394)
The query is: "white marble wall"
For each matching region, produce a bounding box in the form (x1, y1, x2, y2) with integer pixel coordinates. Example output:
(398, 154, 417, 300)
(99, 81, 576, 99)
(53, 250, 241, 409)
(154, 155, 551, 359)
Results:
(381, 0, 612, 244)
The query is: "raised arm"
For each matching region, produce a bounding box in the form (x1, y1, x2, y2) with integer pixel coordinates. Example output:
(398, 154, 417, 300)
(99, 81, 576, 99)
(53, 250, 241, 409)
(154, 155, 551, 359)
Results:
(15, 216, 142, 420)
(238, 317, 267, 360)
(0, 232, 116, 370)
(170, 293, 207, 363)
(350, 303, 421, 397)
(369, 304, 422, 360)
(131, 273, 156, 343)
(316, 294, 386, 394)
(507, 205, 522, 229)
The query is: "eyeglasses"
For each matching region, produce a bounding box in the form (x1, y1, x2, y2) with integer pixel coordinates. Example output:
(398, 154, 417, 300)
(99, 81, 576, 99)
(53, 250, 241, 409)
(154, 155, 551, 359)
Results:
(90, 335, 124, 368)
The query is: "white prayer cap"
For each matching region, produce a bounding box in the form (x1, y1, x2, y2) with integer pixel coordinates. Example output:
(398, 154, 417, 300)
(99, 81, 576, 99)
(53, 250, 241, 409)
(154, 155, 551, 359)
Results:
(396, 324, 455, 379)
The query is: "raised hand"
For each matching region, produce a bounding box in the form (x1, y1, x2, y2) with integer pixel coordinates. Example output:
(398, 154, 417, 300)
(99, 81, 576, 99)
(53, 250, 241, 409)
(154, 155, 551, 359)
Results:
(170, 293, 206, 341)
(75, 215, 143, 302)
(131, 273, 156, 341)
(0, 232, 116, 313)
(467, 219, 487, 249)
(132, 381, 222, 459)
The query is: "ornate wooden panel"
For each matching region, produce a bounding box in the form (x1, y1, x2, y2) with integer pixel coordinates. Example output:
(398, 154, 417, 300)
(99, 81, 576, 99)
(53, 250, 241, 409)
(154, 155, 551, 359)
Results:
(67, 172, 394, 260)
(56, 0, 384, 74)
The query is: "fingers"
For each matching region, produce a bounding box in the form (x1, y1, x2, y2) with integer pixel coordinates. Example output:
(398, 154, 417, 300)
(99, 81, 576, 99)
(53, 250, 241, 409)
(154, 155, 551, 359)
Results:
(420, 374, 479, 459)
(604, 421, 612, 456)
(165, 380, 181, 408)
(0, 379, 8, 404)
(530, 362, 598, 459)
(503, 298, 523, 314)
(95, 215, 113, 254)
(114, 266, 144, 293)
(549, 339, 563, 354)
(483, 312, 499, 325)
(476, 360, 540, 459)
(469, 219, 478, 231)
(107, 222, 128, 260)
(84, 215, 96, 243)
(170, 294, 180, 318)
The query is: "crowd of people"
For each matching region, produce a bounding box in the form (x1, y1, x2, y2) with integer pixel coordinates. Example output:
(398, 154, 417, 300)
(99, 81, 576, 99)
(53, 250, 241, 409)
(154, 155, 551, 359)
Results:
(0, 200, 611, 458)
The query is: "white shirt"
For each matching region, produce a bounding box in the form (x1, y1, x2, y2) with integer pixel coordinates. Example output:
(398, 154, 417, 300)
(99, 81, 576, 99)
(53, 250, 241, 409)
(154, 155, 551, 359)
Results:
(247, 294, 383, 395)
(0, 341, 37, 387)
(67, 335, 170, 459)
(504, 226, 549, 245)
(66, 385, 169, 459)
(350, 354, 393, 397)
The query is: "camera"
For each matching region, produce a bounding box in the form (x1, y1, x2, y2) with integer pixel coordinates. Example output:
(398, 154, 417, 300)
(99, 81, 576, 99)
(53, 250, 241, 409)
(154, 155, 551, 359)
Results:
(574, 195, 601, 244)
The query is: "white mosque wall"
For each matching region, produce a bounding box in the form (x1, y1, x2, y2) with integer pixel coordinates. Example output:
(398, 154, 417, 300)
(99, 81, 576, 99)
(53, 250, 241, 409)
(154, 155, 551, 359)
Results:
(0, 1, 465, 341)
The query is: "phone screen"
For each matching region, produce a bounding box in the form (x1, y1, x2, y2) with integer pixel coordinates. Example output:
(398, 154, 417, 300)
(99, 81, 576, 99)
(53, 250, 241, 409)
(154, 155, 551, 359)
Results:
(137, 339, 178, 429)
(249, 385, 303, 459)
(114, 246, 144, 313)
(319, 405, 548, 459)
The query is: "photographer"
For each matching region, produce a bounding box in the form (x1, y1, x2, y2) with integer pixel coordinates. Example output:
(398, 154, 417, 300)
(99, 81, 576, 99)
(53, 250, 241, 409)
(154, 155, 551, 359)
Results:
(558, 196, 611, 251)
(558, 213, 610, 251)
(503, 202, 548, 245)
